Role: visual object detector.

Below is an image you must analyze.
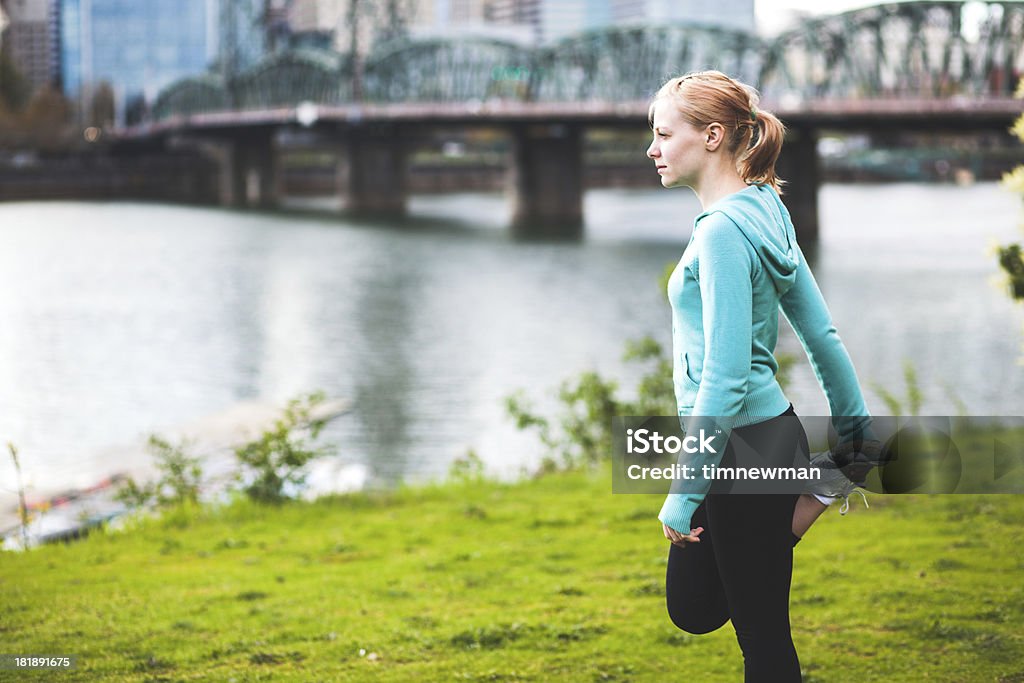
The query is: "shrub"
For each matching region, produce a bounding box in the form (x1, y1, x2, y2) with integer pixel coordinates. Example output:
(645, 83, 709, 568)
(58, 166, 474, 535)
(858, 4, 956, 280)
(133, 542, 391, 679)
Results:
(114, 435, 203, 510)
(233, 391, 336, 504)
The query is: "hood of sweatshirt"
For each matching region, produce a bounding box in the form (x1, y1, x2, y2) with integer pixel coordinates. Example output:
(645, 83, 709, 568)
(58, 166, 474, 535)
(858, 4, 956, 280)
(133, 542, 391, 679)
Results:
(695, 183, 800, 297)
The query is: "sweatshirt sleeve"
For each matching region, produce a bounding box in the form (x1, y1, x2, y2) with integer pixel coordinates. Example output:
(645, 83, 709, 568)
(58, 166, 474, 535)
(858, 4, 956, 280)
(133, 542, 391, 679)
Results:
(779, 242, 875, 444)
(659, 220, 753, 535)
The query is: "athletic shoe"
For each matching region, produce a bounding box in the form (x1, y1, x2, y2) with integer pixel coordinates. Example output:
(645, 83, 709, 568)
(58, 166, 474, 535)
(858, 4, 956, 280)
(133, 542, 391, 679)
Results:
(805, 447, 875, 515)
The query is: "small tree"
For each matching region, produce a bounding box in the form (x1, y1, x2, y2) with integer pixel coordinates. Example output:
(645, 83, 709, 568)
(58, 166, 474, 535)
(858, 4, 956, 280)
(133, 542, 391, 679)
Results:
(89, 81, 116, 129)
(114, 435, 204, 509)
(233, 391, 337, 504)
(7, 443, 33, 551)
(997, 80, 1024, 360)
(21, 85, 75, 150)
(998, 80, 1024, 295)
(374, 0, 412, 45)
(506, 335, 722, 472)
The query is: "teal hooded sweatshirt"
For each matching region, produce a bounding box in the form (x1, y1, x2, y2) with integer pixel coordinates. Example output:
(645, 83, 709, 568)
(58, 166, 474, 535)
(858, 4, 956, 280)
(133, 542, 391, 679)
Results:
(658, 183, 874, 535)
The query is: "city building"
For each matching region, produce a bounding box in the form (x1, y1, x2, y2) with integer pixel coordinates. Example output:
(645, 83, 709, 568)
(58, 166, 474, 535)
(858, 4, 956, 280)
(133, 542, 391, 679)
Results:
(219, 0, 280, 75)
(609, 0, 644, 23)
(60, 0, 214, 123)
(487, 0, 755, 45)
(540, 0, 611, 42)
(0, 0, 60, 93)
(487, 0, 541, 42)
(612, 0, 755, 33)
(407, 0, 533, 44)
(286, 0, 335, 50)
(413, 0, 536, 43)
(284, 0, 412, 56)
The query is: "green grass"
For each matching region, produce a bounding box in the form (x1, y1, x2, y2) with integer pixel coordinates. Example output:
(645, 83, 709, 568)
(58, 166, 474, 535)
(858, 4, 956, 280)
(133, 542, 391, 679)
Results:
(2, 462, 1023, 682)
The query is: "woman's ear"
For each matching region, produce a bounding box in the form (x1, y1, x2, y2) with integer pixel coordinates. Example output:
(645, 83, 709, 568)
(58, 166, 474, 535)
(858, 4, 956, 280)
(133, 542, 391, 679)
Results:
(704, 123, 725, 151)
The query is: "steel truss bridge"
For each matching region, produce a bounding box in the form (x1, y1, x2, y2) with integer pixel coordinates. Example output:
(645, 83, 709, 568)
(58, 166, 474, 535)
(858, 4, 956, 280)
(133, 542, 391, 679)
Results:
(130, 1, 1024, 237)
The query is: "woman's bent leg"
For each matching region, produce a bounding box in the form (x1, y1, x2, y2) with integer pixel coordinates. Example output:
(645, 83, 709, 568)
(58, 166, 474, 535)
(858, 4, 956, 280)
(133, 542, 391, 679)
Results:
(665, 405, 808, 679)
(665, 499, 730, 634)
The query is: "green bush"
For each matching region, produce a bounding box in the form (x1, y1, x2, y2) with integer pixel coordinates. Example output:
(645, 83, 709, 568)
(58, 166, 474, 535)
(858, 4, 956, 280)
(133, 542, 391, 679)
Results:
(233, 391, 336, 504)
(998, 80, 1024, 360)
(114, 435, 203, 510)
(506, 332, 797, 473)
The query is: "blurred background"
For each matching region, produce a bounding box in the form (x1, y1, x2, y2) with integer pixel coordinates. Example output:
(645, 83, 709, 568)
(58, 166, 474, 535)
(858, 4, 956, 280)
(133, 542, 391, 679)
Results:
(1, 0, 1023, 528)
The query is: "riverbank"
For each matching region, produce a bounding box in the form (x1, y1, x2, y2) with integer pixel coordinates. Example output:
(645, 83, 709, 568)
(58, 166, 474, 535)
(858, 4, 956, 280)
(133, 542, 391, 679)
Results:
(2, 460, 1022, 681)
(0, 397, 353, 550)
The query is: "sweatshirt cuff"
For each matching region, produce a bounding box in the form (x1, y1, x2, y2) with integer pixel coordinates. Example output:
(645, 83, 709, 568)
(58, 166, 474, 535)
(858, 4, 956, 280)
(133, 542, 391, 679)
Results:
(834, 414, 878, 445)
(658, 493, 703, 534)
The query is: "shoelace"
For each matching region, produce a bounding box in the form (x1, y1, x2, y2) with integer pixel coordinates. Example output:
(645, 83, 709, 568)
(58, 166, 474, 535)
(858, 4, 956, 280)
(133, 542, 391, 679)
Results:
(838, 488, 870, 515)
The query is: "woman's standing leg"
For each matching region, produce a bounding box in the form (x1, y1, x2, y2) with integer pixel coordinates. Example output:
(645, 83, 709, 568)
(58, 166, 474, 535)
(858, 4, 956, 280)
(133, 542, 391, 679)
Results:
(704, 410, 809, 683)
(706, 492, 802, 682)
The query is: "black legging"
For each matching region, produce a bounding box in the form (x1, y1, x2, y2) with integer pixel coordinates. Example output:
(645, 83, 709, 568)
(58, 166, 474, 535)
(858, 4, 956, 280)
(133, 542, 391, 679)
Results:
(665, 404, 808, 683)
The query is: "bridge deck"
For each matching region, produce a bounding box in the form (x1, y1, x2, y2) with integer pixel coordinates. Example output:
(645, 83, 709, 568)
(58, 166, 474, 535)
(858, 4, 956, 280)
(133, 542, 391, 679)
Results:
(122, 98, 1022, 138)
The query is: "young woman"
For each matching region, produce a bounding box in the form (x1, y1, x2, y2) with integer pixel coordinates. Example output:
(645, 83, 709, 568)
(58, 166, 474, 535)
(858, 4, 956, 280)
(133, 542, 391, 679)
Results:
(647, 71, 875, 682)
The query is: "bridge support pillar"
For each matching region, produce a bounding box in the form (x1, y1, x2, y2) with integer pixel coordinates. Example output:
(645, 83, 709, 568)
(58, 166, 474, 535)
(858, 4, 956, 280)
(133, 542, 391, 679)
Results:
(226, 134, 279, 209)
(776, 126, 819, 242)
(509, 123, 583, 238)
(341, 124, 408, 216)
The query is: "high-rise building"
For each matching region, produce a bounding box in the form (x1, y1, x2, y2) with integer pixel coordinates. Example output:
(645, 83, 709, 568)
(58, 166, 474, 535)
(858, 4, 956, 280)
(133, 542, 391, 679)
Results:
(286, 0, 413, 56)
(60, 0, 213, 123)
(492, 0, 763, 45)
(486, 0, 541, 44)
(609, 0, 644, 23)
(284, 0, 333, 50)
(540, 0, 610, 43)
(402, 0, 531, 44)
(612, 0, 755, 33)
(1, 0, 60, 93)
(218, 0, 269, 77)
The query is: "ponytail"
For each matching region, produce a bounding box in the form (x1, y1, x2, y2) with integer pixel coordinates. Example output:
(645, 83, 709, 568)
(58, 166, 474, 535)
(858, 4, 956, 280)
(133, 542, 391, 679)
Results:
(738, 108, 786, 194)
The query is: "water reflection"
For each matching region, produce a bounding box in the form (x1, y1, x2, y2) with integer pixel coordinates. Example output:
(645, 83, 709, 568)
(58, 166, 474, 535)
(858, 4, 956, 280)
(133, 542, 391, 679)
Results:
(349, 238, 418, 480)
(0, 184, 1021, 499)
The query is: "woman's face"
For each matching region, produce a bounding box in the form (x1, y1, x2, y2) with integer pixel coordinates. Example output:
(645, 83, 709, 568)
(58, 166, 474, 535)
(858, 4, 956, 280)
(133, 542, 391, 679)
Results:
(646, 99, 708, 189)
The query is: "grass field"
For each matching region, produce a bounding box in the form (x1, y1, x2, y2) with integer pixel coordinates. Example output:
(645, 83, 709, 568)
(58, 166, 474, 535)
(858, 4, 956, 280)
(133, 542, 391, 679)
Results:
(2, 461, 1023, 682)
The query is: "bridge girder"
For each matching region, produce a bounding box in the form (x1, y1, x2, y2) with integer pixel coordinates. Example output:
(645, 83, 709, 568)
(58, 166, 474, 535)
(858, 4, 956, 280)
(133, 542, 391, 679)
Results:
(364, 37, 533, 102)
(152, 75, 228, 120)
(761, 1, 1024, 98)
(232, 48, 350, 109)
(531, 23, 763, 102)
(151, 1, 1023, 120)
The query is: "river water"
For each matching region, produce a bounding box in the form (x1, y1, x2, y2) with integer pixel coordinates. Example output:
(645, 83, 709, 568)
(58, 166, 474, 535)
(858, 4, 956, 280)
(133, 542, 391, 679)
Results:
(1, 183, 1023, 501)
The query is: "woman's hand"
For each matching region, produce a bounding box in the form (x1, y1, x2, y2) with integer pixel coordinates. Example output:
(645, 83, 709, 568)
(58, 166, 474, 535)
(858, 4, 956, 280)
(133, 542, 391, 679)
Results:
(663, 523, 704, 546)
(833, 439, 888, 482)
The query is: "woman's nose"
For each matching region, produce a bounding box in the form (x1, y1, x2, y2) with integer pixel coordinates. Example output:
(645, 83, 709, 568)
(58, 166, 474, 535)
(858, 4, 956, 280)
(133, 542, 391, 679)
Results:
(647, 142, 658, 159)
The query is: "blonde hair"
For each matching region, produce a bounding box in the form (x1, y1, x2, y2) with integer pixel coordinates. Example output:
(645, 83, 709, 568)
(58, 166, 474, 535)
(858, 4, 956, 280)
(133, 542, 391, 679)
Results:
(648, 70, 786, 193)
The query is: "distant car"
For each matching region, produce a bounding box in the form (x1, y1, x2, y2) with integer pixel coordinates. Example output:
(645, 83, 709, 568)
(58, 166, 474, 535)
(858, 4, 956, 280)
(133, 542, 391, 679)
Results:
(10, 152, 38, 168)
